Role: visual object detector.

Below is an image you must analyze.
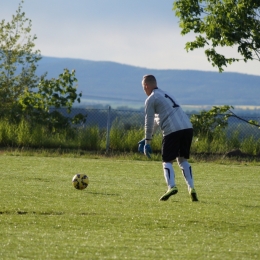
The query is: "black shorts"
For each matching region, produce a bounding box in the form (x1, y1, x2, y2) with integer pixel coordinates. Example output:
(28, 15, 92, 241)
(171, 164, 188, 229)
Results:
(162, 128, 193, 162)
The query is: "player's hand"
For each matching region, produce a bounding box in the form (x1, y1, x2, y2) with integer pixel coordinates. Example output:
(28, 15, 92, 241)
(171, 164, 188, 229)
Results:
(138, 139, 145, 153)
(144, 144, 152, 158)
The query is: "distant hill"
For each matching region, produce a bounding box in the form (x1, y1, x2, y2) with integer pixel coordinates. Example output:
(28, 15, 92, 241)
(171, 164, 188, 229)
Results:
(37, 56, 260, 108)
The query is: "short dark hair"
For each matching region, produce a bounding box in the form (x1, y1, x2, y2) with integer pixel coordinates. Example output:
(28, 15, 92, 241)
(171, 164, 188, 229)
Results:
(143, 75, 157, 85)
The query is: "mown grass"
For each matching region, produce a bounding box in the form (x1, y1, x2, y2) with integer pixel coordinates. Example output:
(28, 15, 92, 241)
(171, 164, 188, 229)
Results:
(0, 155, 259, 259)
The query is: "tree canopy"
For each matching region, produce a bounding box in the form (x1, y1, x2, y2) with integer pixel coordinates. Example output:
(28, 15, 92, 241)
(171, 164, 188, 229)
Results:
(173, 0, 260, 72)
(0, 0, 41, 117)
(0, 1, 85, 128)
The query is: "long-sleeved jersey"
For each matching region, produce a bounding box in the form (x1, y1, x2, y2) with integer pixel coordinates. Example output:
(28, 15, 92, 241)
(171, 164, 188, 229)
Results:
(145, 88, 192, 140)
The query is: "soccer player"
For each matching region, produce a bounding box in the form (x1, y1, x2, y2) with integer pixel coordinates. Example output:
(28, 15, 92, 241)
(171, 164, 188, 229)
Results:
(138, 75, 198, 202)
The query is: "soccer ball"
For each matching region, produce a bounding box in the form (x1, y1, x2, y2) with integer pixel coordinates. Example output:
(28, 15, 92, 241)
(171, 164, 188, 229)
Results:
(72, 174, 89, 190)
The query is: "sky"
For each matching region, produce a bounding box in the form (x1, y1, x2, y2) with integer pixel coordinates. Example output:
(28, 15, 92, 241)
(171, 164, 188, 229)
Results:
(1, 0, 260, 76)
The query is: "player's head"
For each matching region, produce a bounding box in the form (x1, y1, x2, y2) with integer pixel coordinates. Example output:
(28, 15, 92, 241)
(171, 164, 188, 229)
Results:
(142, 75, 157, 96)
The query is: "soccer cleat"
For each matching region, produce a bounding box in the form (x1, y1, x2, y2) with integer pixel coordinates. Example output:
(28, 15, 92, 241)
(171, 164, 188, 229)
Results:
(159, 186, 178, 201)
(189, 188, 199, 202)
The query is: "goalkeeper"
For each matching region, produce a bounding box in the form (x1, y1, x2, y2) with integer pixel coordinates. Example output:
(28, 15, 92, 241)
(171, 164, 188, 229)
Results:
(138, 75, 198, 202)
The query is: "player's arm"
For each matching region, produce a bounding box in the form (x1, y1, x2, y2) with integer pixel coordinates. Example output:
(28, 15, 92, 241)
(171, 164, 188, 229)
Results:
(144, 98, 155, 142)
(143, 98, 155, 158)
(144, 119, 158, 146)
(152, 117, 159, 137)
(138, 123, 156, 154)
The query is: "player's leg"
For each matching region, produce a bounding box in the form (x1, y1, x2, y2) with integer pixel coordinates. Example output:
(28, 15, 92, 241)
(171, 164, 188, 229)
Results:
(178, 129, 199, 201)
(159, 132, 179, 201)
(159, 161, 178, 201)
(177, 157, 198, 201)
(163, 162, 175, 189)
(177, 157, 194, 189)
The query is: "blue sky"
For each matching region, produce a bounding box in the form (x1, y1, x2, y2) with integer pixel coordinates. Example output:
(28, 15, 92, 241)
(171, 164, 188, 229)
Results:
(1, 0, 260, 76)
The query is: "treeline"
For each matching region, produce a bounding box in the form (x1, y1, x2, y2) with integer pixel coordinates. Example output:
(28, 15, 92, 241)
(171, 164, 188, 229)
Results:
(1, 106, 260, 157)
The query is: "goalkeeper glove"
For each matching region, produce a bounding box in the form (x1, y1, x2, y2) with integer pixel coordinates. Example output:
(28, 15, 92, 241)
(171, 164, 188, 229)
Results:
(138, 139, 145, 153)
(144, 144, 152, 158)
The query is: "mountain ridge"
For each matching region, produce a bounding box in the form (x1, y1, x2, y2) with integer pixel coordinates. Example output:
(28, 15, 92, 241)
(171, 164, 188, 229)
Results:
(37, 56, 260, 107)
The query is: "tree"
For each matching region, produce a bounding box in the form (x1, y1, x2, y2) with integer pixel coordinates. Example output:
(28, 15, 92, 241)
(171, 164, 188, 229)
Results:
(0, 1, 85, 127)
(190, 105, 233, 139)
(173, 0, 260, 72)
(19, 69, 86, 130)
(0, 0, 42, 117)
(190, 105, 260, 140)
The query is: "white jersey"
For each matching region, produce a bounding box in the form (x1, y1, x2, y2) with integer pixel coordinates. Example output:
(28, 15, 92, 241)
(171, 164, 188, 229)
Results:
(145, 88, 192, 140)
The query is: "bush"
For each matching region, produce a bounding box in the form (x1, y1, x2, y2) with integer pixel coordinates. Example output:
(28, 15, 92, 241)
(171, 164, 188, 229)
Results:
(1, 111, 260, 157)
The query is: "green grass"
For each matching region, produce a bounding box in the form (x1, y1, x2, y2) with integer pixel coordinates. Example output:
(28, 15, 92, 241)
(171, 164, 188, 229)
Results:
(0, 155, 260, 259)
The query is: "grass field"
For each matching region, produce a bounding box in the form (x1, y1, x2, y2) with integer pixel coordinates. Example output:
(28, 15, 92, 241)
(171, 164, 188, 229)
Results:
(0, 154, 260, 259)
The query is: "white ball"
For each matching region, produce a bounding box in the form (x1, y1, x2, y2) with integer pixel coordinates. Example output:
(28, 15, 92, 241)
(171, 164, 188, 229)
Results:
(72, 174, 89, 190)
